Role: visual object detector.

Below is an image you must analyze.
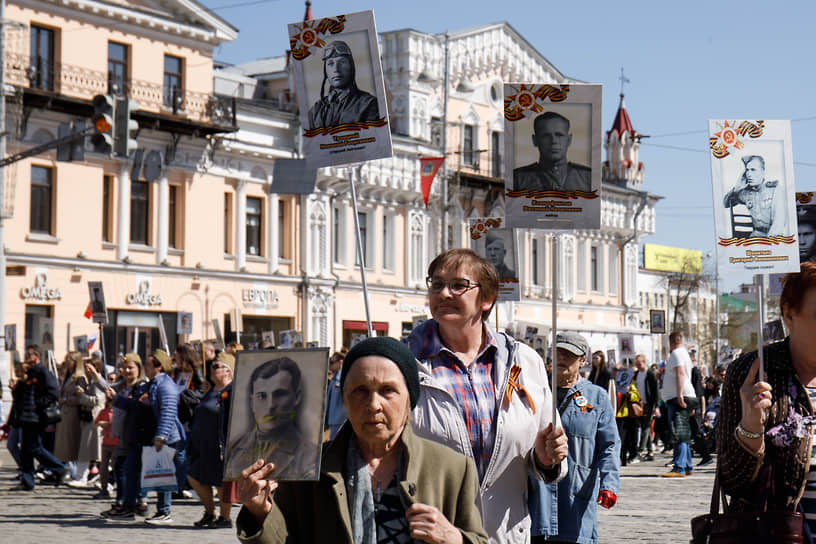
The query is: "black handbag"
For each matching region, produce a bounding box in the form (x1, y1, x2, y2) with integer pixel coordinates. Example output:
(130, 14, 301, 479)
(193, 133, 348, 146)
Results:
(691, 467, 803, 544)
(41, 401, 62, 424)
(79, 406, 94, 422)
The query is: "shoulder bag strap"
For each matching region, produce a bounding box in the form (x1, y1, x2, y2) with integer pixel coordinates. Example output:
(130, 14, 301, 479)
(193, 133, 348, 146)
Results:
(712, 468, 723, 516)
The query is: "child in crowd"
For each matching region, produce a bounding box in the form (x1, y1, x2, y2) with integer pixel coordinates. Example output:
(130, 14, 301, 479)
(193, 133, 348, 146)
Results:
(94, 398, 118, 499)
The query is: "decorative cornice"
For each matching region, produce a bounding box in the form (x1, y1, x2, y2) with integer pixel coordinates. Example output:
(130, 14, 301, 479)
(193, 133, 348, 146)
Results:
(23, 0, 237, 45)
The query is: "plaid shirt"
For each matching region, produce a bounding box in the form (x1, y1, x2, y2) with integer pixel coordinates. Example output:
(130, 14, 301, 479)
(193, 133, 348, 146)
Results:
(415, 321, 499, 480)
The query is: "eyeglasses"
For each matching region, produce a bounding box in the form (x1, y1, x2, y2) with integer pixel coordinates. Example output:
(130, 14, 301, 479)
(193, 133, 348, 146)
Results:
(426, 276, 481, 295)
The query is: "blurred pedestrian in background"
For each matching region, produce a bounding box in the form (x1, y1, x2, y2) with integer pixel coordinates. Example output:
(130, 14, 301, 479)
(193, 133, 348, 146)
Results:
(187, 351, 235, 529)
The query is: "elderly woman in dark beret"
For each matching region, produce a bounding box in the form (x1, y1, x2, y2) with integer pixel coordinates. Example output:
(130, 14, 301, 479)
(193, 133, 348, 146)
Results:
(236, 337, 488, 544)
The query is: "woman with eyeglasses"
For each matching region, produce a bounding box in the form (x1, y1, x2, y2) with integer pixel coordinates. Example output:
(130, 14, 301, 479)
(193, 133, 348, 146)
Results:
(404, 248, 568, 544)
(187, 351, 235, 529)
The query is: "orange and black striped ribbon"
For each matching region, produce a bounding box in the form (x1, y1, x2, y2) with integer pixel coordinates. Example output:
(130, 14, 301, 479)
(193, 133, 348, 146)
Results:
(503, 364, 536, 414)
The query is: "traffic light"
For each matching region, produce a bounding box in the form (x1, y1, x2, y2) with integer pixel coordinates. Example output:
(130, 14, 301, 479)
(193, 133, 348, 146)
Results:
(91, 94, 115, 156)
(114, 97, 139, 158)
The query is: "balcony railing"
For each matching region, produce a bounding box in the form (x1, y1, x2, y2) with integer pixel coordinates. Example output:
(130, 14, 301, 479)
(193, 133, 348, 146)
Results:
(452, 149, 504, 181)
(6, 52, 235, 127)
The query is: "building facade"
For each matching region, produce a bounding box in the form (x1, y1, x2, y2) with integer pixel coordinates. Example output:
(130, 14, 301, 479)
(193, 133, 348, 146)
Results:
(1, 0, 247, 385)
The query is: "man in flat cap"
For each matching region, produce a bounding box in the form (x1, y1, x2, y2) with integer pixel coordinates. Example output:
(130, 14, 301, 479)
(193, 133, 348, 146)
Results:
(307, 40, 380, 130)
(529, 331, 620, 543)
(513, 111, 591, 192)
(485, 231, 516, 279)
(723, 154, 788, 237)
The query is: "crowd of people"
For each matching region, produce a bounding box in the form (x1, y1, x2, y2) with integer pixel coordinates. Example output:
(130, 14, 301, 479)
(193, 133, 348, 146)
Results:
(3, 340, 240, 529)
(8, 253, 816, 544)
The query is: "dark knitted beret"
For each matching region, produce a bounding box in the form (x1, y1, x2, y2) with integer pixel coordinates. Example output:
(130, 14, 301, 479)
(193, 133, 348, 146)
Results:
(340, 337, 420, 409)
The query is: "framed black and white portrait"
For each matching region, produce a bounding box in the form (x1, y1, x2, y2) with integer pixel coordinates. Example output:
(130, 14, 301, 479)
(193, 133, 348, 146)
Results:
(469, 217, 520, 301)
(504, 84, 601, 230)
(223, 348, 329, 481)
(177, 312, 193, 335)
(796, 191, 816, 264)
(4, 324, 16, 353)
(619, 334, 634, 359)
(649, 309, 666, 334)
(88, 281, 108, 324)
(709, 120, 798, 274)
(278, 329, 294, 349)
(73, 335, 89, 356)
(288, 10, 392, 169)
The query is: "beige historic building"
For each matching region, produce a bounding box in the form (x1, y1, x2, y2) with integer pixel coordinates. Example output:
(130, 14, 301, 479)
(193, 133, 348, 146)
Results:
(0, 0, 261, 382)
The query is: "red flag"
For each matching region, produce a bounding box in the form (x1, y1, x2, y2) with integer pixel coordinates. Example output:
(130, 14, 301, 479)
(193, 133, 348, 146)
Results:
(84, 302, 92, 320)
(420, 157, 444, 208)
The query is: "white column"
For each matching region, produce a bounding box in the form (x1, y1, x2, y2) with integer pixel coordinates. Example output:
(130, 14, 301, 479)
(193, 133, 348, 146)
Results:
(157, 173, 169, 264)
(116, 161, 130, 261)
(268, 192, 279, 273)
(236, 180, 247, 271)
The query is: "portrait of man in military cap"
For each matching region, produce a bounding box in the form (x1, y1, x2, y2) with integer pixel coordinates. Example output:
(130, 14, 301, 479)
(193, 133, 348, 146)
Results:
(307, 40, 380, 131)
(288, 10, 393, 169)
(722, 154, 789, 238)
(513, 111, 591, 192)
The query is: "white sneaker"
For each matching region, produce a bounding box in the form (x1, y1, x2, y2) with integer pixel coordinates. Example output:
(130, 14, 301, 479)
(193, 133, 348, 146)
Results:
(145, 512, 173, 525)
(67, 478, 89, 488)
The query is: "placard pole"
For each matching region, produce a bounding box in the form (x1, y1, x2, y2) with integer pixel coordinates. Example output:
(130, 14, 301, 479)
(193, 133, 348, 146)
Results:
(349, 166, 374, 337)
(550, 233, 558, 428)
(754, 273, 766, 381)
(98, 322, 106, 368)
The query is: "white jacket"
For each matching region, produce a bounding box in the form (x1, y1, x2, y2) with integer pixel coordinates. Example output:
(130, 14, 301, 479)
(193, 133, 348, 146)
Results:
(407, 322, 567, 544)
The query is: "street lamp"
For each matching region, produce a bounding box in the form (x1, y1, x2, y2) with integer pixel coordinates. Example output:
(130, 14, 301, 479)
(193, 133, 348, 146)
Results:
(417, 32, 474, 252)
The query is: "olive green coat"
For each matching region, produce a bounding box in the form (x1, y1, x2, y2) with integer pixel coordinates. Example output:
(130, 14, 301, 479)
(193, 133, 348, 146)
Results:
(237, 422, 488, 544)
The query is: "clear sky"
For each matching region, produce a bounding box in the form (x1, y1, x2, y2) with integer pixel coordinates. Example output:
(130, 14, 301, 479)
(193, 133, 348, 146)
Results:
(198, 0, 816, 292)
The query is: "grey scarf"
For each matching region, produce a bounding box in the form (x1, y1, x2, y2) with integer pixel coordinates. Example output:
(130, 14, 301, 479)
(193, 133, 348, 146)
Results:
(346, 436, 377, 544)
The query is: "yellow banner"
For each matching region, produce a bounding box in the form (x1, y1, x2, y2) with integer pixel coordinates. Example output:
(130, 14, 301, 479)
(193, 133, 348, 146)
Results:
(643, 244, 702, 274)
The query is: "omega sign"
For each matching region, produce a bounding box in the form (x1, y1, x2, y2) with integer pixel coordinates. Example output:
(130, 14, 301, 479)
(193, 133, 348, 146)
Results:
(20, 272, 62, 301)
(126, 279, 163, 306)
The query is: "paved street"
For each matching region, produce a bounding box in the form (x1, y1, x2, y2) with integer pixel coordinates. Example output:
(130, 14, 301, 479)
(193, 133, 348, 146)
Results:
(0, 447, 713, 543)
(598, 453, 714, 543)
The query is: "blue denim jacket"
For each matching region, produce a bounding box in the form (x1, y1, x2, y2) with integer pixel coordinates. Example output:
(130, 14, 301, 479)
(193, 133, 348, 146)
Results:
(149, 372, 185, 445)
(324, 370, 346, 439)
(529, 378, 620, 544)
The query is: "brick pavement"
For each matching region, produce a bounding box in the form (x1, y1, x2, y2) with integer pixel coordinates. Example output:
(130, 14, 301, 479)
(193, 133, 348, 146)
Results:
(598, 452, 715, 543)
(0, 445, 714, 543)
(0, 447, 238, 544)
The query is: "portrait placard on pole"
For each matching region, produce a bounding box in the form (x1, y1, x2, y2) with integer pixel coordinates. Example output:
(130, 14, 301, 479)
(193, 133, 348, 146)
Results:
(469, 217, 520, 301)
(223, 348, 329, 481)
(4, 324, 16, 353)
(88, 281, 108, 324)
(212, 318, 225, 350)
(649, 309, 666, 334)
(796, 191, 816, 264)
(504, 84, 602, 230)
(288, 10, 392, 168)
(177, 312, 193, 335)
(709, 120, 799, 274)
